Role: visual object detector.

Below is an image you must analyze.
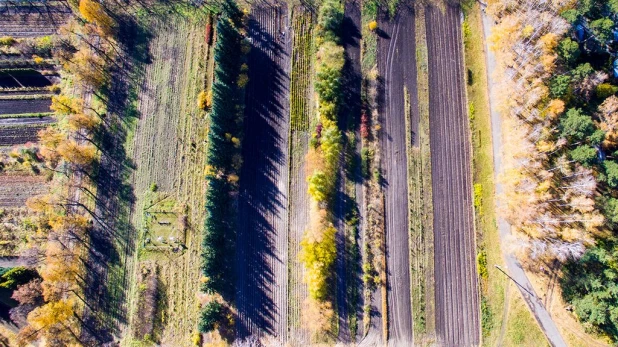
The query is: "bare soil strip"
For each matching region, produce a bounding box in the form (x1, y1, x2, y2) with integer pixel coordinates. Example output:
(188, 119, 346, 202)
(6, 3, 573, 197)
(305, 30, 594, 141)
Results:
(235, 0, 291, 341)
(377, 4, 417, 346)
(0, 99, 51, 115)
(425, 4, 480, 346)
(0, 123, 49, 146)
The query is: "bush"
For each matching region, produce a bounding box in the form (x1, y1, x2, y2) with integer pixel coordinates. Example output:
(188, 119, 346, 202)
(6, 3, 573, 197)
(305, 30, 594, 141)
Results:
(0, 267, 39, 290)
(0, 36, 15, 46)
(595, 83, 618, 98)
(361, 147, 370, 179)
(368, 21, 378, 31)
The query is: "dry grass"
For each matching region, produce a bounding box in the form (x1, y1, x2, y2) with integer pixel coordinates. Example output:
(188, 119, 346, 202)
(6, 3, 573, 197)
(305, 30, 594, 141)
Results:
(122, 12, 212, 347)
(502, 288, 549, 347)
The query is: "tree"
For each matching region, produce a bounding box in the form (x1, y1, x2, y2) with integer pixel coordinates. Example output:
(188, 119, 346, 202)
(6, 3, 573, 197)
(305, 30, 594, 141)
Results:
(0, 268, 39, 290)
(598, 96, 618, 147)
(549, 75, 572, 98)
(595, 83, 618, 99)
(557, 38, 580, 66)
(198, 301, 223, 333)
(307, 171, 329, 203)
(12, 279, 43, 306)
(78, 0, 116, 38)
(56, 140, 96, 167)
(317, 0, 343, 43)
(603, 160, 618, 188)
(300, 225, 337, 301)
(590, 18, 614, 43)
(562, 244, 618, 342)
(559, 108, 595, 140)
(68, 113, 98, 131)
(569, 145, 597, 167)
(67, 49, 108, 90)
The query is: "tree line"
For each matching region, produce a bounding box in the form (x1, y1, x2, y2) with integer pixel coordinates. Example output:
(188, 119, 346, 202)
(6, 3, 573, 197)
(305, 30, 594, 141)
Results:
(198, 0, 249, 334)
(490, 0, 618, 341)
(12, 0, 123, 345)
(300, 0, 346, 335)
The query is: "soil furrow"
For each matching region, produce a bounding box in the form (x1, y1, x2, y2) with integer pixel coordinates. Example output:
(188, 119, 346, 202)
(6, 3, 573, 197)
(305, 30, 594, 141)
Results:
(235, 0, 292, 341)
(426, 4, 480, 346)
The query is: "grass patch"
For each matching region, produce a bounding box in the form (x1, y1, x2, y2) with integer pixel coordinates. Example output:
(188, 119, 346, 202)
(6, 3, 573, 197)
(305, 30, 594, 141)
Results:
(290, 9, 313, 131)
(460, 0, 506, 343)
(0, 112, 52, 119)
(406, 5, 435, 338)
(504, 292, 549, 347)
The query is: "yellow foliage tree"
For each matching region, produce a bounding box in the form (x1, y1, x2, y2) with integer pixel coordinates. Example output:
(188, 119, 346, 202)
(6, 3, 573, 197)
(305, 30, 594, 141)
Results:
(68, 113, 99, 131)
(57, 140, 97, 167)
(79, 0, 116, 37)
(299, 225, 337, 301)
(368, 21, 378, 31)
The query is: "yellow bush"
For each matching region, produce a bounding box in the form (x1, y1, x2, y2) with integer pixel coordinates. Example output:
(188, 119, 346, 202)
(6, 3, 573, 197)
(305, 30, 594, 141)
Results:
(32, 55, 45, 64)
(197, 90, 212, 110)
(368, 20, 378, 31)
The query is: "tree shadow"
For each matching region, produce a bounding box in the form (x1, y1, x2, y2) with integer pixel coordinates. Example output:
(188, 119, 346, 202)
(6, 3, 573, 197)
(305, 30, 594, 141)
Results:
(79, 14, 150, 346)
(234, 4, 290, 340)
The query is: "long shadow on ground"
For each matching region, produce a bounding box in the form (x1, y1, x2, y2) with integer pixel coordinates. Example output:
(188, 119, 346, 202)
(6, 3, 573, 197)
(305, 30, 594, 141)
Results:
(235, 4, 290, 340)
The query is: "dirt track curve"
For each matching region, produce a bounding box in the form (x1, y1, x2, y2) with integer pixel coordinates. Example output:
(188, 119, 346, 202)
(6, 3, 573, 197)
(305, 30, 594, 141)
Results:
(426, 4, 480, 346)
(235, 0, 291, 341)
(377, 4, 417, 346)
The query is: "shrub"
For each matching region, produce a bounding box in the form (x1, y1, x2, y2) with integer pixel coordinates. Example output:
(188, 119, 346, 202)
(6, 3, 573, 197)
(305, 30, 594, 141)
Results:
(0, 36, 15, 46)
(595, 83, 618, 98)
(197, 90, 209, 110)
(368, 21, 378, 31)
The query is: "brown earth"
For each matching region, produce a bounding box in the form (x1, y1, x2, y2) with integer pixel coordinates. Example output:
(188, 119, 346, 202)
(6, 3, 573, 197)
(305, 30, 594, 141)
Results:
(425, 4, 480, 346)
(0, 123, 49, 146)
(377, 3, 417, 346)
(235, 0, 291, 341)
(0, 99, 51, 115)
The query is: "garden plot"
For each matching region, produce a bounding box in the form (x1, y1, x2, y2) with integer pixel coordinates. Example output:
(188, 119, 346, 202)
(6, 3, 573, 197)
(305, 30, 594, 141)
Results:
(0, 98, 51, 115)
(142, 194, 186, 253)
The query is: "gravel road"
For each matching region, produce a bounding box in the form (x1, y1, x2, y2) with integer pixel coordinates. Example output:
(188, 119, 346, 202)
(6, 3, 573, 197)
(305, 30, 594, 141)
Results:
(377, 5, 416, 346)
(235, 0, 291, 341)
(425, 4, 480, 346)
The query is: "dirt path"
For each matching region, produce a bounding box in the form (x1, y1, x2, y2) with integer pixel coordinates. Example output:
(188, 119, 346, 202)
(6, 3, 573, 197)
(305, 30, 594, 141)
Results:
(377, 5, 416, 346)
(425, 5, 480, 346)
(235, 0, 291, 341)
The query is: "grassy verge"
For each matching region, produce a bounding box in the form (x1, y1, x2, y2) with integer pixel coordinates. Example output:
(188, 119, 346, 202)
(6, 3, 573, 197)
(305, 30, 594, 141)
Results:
(503, 287, 549, 347)
(0, 112, 53, 119)
(460, 1, 546, 345)
(407, 6, 435, 339)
